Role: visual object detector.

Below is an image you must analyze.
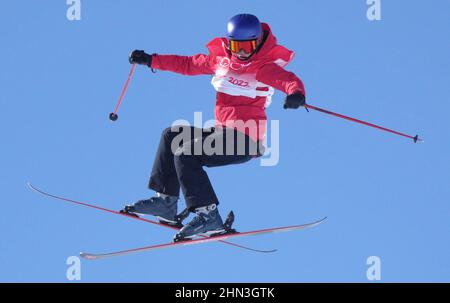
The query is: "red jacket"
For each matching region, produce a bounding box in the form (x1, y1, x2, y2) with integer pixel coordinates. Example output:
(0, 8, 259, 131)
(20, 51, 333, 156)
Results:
(151, 23, 305, 142)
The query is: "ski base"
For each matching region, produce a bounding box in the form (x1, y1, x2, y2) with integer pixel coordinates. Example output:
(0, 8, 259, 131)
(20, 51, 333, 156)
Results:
(80, 217, 327, 260)
(28, 182, 279, 254)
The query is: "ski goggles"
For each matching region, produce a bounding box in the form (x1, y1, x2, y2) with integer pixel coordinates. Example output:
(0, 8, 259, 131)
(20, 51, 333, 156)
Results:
(229, 39, 258, 54)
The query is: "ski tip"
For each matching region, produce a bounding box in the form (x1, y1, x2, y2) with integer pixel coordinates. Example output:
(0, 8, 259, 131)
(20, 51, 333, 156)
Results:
(317, 216, 327, 223)
(26, 182, 41, 193)
(80, 252, 97, 260)
(26, 182, 45, 195)
(311, 216, 327, 227)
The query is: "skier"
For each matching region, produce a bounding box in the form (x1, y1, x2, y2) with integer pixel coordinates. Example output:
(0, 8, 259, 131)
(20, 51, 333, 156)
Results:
(120, 14, 306, 241)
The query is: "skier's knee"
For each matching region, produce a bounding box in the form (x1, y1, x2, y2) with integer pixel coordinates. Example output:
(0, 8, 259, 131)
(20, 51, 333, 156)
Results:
(161, 127, 174, 140)
(162, 125, 192, 142)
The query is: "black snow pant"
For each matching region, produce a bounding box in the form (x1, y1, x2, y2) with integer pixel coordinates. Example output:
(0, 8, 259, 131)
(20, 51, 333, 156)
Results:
(148, 126, 263, 211)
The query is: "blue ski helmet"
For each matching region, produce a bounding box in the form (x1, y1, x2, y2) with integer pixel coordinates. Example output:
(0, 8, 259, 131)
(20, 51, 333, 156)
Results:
(226, 14, 262, 41)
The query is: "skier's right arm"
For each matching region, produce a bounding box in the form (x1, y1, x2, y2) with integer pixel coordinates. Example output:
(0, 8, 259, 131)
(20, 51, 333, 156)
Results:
(129, 50, 214, 76)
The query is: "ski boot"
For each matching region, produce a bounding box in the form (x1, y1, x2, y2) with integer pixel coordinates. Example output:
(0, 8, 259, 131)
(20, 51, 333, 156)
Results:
(173, 204, 236, 242)
(120, 195, 181, 227)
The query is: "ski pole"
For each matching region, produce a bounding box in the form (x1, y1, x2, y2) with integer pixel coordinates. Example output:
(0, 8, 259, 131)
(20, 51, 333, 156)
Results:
(304, 103, 423, 143)
(109, 64, 136, 121)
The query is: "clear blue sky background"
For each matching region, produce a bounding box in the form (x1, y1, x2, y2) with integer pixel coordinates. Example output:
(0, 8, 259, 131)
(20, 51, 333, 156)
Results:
(1, 0, 449, 282)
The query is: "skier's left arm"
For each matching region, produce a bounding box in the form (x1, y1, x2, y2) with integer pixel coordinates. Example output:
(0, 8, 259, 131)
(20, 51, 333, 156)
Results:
(256, 63, 306, 109)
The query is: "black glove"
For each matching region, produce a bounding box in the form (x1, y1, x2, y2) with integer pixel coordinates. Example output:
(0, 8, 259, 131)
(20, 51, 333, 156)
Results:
(129, 50, 152, 66)
(283, 92, 306, 109)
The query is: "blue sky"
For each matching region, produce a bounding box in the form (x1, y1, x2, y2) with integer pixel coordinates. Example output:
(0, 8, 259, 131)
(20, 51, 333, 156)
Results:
(1, 0, 449, 282)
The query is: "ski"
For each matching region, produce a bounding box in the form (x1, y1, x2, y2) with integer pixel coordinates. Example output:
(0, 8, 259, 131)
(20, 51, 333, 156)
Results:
(80, 217, 327, 260)
(27, 182, 276, 253)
